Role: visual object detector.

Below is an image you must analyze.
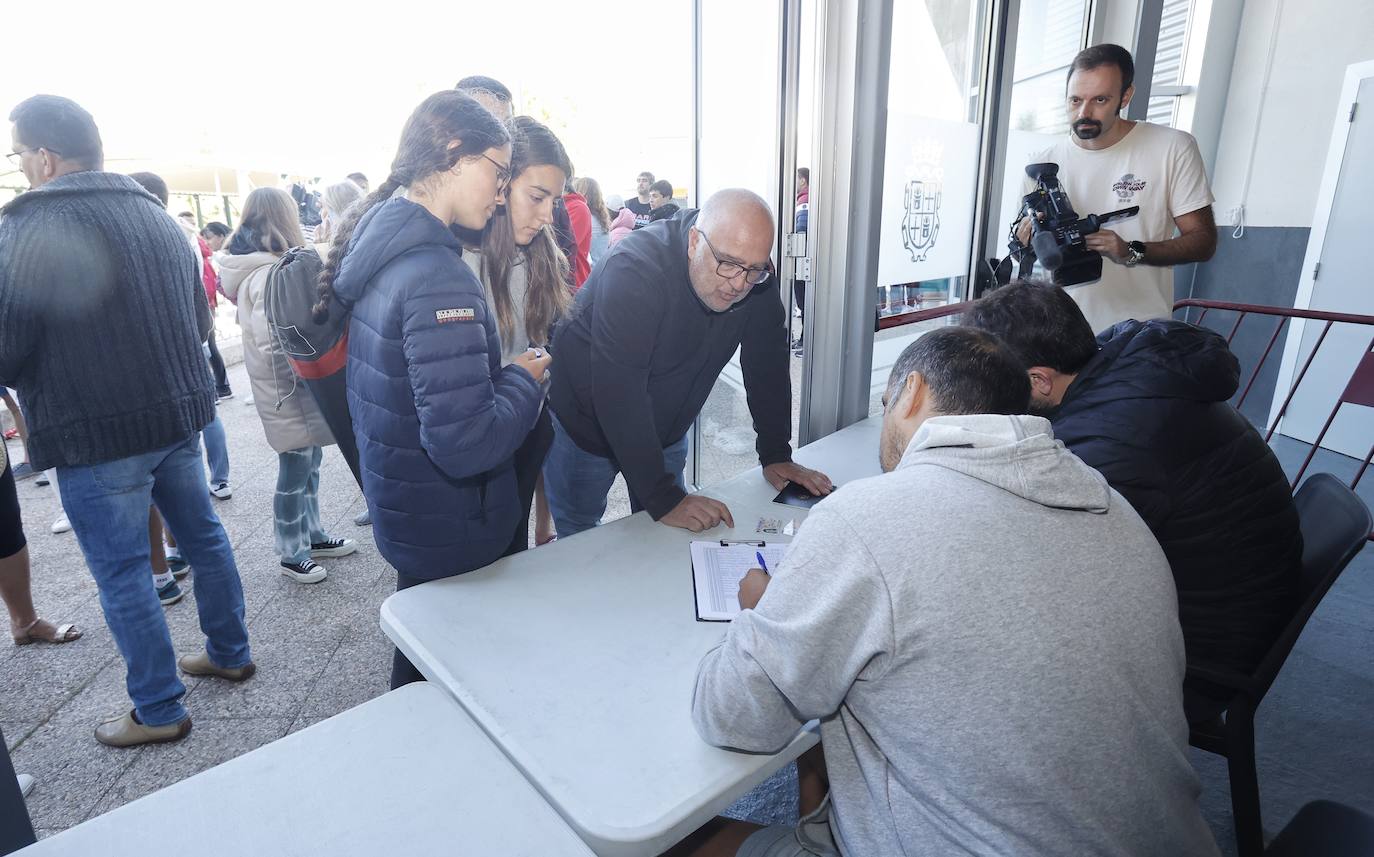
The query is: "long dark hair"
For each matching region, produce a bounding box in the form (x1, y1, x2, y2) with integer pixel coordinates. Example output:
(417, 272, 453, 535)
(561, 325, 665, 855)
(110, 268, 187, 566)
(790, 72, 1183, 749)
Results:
(480, 116, 572, 346)
(314, 90, 511, 322)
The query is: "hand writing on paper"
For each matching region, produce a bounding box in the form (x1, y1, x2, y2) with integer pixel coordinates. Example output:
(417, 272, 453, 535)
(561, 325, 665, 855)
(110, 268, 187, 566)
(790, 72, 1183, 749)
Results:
(661, 494, 735, 533)
(738, 568, 771, 611)
(763, 462, 834, 497)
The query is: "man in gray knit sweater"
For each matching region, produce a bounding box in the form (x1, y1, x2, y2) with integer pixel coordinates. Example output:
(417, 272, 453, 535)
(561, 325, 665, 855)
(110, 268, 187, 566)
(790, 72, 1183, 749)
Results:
(680, 327, 1218, 856)
(1, 96, 253, 747)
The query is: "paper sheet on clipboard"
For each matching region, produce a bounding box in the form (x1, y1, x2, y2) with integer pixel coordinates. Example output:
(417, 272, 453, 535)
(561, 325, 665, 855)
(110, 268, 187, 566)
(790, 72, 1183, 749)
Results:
(690, 541, 789, 622)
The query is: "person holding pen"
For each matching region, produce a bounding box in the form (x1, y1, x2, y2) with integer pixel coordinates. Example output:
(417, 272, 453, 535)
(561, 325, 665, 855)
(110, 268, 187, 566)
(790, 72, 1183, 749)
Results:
(677, 326, 1220, 857)
(544, 188, 833, 537)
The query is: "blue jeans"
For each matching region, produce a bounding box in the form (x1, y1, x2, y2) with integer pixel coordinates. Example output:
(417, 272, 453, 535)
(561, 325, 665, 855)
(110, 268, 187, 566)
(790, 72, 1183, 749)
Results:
(57, 435, 250, 727)
(202, 413, 229, 485)
(543, 414, 689, 538)
(275, 446, 326, 564)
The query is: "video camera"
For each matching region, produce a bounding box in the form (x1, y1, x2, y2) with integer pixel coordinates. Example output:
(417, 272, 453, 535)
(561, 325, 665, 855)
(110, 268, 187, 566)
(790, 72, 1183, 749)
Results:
(1010, 162, 1139, 287)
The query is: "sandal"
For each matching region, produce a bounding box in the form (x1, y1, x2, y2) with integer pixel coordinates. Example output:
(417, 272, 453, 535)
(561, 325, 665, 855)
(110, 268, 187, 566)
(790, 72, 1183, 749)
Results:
(12, 619, 82, 646)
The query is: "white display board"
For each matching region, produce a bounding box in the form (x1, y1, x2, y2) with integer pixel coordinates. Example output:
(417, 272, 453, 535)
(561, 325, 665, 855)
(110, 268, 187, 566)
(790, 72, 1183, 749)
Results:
(876, 114, 981, 286)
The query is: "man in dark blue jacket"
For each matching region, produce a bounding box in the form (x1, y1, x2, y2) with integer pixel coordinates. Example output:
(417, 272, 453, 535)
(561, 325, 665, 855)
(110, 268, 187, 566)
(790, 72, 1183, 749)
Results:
(0, 96, 252, 747)
(966, 281, 1301, 724)
(546, 189, 832, 537)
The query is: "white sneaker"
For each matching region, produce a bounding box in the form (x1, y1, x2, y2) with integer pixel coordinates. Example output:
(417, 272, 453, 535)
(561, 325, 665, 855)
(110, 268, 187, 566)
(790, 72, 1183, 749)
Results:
(210, 481, 233, 500)
(280, 558, 327, 584)
(51, 514, 71, 535)
(17, 773, 34, 797)
(310, 537, 357, 559)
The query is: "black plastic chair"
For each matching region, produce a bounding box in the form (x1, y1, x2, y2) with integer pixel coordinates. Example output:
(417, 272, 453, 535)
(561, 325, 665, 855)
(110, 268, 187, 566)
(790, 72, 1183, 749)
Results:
(1265, 800, 1374, 856)
(1188, 473, 1373, 857)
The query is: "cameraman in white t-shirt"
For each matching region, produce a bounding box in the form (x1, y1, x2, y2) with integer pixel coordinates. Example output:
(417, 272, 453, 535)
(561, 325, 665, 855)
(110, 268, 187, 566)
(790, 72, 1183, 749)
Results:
(1018, 44, 1217, 333)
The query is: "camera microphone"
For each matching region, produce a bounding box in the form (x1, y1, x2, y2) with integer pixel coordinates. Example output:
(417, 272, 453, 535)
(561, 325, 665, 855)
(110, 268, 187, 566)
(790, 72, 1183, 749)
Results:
(1031, 231, 1064, 270)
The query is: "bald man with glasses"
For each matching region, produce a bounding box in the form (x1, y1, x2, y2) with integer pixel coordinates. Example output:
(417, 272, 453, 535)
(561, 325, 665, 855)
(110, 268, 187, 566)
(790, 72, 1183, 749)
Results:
(545, 188, 832, 537)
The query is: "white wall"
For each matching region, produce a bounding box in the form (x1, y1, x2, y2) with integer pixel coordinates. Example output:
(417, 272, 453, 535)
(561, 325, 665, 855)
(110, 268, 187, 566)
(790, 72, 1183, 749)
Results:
(1210, 0, 1374, 228)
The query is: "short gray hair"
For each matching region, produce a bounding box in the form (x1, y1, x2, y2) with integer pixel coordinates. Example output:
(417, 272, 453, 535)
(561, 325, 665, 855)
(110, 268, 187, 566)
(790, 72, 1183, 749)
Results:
(317, 180, 365, 244)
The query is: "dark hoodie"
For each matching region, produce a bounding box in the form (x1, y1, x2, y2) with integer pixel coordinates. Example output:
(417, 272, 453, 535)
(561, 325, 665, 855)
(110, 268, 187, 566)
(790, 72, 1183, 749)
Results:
(331, 198, 544, 579)
(0, 171, 214, 470)
(1051, 319, 1301, 708)
(549, 209, 793, 519)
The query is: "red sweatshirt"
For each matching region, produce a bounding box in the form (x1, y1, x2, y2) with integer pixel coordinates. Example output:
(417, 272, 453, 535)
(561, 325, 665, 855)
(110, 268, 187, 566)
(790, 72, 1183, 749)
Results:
(562, 191, 593, 289)
(197, 235, 218, 309)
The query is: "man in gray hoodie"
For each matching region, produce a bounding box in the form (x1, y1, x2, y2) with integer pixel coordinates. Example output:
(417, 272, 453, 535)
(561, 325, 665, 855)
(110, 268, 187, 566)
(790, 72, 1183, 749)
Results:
(682, 327, 1219, 856)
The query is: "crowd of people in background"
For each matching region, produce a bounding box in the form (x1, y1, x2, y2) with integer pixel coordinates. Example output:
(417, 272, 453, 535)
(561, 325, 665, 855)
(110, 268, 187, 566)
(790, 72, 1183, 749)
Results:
(0, 75, 717, 739)
(0, 42, 1311, 857)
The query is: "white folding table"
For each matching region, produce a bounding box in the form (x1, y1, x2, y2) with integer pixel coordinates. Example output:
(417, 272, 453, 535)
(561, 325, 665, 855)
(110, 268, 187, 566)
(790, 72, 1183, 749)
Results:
(16, 683, 595, 857)
(381, 416, 882, 856)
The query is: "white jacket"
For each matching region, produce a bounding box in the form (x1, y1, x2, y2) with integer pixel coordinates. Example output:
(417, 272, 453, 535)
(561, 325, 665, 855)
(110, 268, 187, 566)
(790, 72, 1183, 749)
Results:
(219, 251, 335, 453)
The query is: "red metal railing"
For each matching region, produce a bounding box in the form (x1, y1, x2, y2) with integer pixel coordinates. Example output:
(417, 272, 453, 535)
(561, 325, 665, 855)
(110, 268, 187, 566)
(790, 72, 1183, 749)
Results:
(874, 297, 1374, 503)
(1173, 299, 1374, 494)
(876, 298, 969, 330)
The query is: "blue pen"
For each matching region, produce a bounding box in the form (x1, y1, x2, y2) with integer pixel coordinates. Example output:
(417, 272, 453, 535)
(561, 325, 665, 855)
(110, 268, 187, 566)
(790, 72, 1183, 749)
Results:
(755, 550, 769, 572)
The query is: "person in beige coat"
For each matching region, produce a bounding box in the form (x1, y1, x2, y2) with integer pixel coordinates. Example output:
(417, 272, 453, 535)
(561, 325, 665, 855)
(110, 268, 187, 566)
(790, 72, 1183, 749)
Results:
(220, 188, 355, 584)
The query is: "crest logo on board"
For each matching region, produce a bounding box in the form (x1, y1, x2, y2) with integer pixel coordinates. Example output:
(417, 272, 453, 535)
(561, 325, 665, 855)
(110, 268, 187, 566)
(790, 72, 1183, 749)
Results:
(900, 138, 944, 263)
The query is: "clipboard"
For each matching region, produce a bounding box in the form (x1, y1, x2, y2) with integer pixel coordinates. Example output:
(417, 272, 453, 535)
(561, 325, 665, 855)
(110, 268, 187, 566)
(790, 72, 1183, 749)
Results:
(690, 539, 788, 622)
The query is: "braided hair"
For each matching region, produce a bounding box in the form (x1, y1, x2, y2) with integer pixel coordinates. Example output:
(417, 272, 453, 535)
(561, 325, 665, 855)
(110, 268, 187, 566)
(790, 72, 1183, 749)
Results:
(313, 90, 511, 323)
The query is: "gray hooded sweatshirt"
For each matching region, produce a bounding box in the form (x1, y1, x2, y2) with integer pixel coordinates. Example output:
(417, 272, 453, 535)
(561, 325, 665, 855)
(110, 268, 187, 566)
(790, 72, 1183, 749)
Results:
(692, 414, 1219, 857)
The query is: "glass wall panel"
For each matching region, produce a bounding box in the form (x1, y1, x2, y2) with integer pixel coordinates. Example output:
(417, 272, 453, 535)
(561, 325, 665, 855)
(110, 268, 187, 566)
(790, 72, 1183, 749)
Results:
(1146, 0, 1195, 127)
(1007, 0, 1089, 135)
(694, 0, 786, 489)
(868, 0, 991, 416)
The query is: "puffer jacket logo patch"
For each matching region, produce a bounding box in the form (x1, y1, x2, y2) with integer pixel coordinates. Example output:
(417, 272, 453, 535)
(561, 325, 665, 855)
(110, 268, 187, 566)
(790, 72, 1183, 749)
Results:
(436, 307, 475, 324)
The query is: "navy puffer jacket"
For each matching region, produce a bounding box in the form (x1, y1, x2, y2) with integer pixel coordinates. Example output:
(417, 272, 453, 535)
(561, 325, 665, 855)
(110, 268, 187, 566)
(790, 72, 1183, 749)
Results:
(332, 198, 543, 579)
(1051, 320, 1301, 688)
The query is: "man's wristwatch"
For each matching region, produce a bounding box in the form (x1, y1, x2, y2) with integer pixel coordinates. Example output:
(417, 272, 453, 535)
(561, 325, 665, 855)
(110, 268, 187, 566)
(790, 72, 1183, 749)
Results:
(1124, 240, 1147, 267)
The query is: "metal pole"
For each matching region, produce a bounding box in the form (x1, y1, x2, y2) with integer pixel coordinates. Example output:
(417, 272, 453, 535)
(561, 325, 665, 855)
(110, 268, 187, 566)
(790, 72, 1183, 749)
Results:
(1129, 0, 1166, 120)
(690, 0, 704, 488)
(778, 0, 803, 349)
(800, 0, 894, 442)
(968, 0, 1020, 299)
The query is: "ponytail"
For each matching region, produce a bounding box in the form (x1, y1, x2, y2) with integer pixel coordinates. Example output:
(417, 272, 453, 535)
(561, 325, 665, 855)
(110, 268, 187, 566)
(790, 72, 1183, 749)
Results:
(314, 174, 402, 323)
(312, 89, 511, 323)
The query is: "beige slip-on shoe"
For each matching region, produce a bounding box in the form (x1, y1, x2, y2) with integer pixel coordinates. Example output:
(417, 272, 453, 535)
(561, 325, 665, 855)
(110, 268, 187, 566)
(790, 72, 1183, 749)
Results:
(95, 711, 192, 748)
(178, 651, 256, 682)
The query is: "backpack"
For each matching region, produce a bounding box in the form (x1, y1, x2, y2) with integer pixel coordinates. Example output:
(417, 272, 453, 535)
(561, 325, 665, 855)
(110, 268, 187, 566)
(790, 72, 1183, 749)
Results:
(263, 247, 347, 379)
(264, 246, 362, 488)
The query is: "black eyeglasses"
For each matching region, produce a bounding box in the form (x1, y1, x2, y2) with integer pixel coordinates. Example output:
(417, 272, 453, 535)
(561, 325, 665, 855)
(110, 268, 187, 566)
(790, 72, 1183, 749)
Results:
(697, 230, 771, 285)
(481, 153, 512, 189)
(5, 146, 54, 165)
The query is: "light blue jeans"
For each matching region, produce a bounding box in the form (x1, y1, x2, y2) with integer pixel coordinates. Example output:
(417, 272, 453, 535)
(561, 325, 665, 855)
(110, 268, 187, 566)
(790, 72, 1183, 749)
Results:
(202, 413, 229, 485)
(274, 446, 326, 564)
(542, 414, 689, 538)
(57, 435, 250, 726)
